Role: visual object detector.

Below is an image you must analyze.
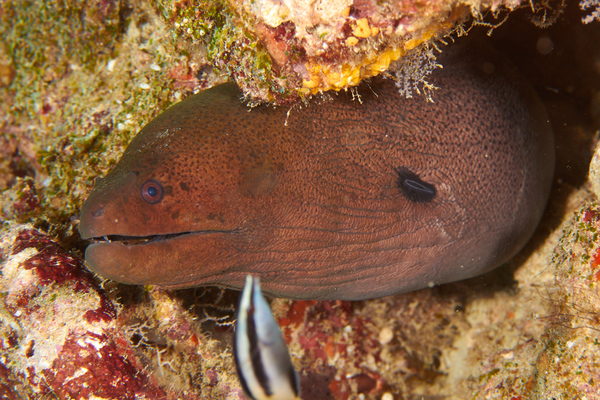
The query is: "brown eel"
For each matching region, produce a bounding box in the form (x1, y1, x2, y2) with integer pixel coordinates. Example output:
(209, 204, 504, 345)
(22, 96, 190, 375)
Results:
(78, 41, 554, 300)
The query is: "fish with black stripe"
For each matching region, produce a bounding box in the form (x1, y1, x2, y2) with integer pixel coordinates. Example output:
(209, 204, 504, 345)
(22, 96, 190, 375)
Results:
(235, 275, 301, 400)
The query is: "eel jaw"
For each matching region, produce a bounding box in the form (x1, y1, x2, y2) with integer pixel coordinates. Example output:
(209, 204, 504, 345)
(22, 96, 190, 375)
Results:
(86, 228, 241, 246)
(89, 232, 195, 246)
(82, 229, 242, 287)
(85, 230, 238, 288)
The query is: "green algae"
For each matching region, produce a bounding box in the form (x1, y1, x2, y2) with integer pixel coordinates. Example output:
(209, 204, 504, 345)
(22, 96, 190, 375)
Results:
(1, 0, 126, 116)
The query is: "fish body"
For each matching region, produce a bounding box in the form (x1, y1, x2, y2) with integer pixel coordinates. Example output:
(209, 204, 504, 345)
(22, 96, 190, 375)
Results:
(79, 41, 554, 300)
(235, 276, 301, 400)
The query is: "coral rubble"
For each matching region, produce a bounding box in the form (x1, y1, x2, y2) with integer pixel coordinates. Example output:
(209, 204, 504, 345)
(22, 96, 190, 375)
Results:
(531, 201, 600, 398)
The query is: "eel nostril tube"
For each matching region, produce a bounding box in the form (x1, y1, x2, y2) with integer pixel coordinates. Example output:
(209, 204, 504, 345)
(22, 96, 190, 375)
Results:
(92, 207, 104, 218)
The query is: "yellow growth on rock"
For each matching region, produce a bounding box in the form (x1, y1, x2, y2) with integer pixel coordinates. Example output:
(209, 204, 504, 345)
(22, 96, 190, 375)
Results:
(301, 46, 404, 93)
(295, 4, 470, 96)
(353, 18, 373, 38)
(301, 29, 447, 95)
(346, 36, 359, 46)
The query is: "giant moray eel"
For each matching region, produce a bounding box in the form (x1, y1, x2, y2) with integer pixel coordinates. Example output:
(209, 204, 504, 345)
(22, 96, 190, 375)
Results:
(79, 40, 554, 300)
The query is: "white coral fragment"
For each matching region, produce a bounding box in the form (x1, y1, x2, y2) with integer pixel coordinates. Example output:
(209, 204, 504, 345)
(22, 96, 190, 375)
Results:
(580, 0, 600, 23)
(391, 44, 441, 101)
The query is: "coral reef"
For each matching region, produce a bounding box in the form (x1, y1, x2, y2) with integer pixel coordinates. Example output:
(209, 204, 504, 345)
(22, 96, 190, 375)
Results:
(273, 289, 470, 398)
(530, 202, 600, 398)
(452, 188, 596, 399)
(0, 0, 599, 398)
(2, 192, 600, 399)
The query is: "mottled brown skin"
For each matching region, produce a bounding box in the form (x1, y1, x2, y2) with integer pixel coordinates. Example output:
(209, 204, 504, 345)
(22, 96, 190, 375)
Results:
(79, 41, 554, 300)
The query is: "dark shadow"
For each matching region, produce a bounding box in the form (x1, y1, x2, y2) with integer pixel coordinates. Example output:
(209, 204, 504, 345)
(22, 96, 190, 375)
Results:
(434, 1, 599, 300)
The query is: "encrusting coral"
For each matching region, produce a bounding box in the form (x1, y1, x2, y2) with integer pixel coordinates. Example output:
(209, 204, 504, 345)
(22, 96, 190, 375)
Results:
(157, 0, 522, 103)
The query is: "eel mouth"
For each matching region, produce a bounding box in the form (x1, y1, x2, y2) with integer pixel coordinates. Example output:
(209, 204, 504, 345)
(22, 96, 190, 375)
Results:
(87, 229, 240, 246)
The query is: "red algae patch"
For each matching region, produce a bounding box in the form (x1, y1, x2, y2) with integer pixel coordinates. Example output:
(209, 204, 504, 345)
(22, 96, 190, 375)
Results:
(43, 333, 166, 399)
(0, 225, 166, 399)
(13, 228, 100, 292)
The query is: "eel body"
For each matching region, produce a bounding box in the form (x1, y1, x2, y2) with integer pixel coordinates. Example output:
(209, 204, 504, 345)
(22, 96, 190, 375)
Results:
(79, 41, 554, 300)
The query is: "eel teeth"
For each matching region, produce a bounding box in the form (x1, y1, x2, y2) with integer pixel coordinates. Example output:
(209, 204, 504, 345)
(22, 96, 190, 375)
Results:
(234, 275, 301, 400)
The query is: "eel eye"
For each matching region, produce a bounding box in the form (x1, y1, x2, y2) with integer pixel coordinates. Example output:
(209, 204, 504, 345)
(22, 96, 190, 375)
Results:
(141, 180, 164, 204)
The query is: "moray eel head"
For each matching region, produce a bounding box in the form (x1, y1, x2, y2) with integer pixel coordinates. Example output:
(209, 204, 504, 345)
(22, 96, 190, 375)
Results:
(79, 84, 251, 286)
